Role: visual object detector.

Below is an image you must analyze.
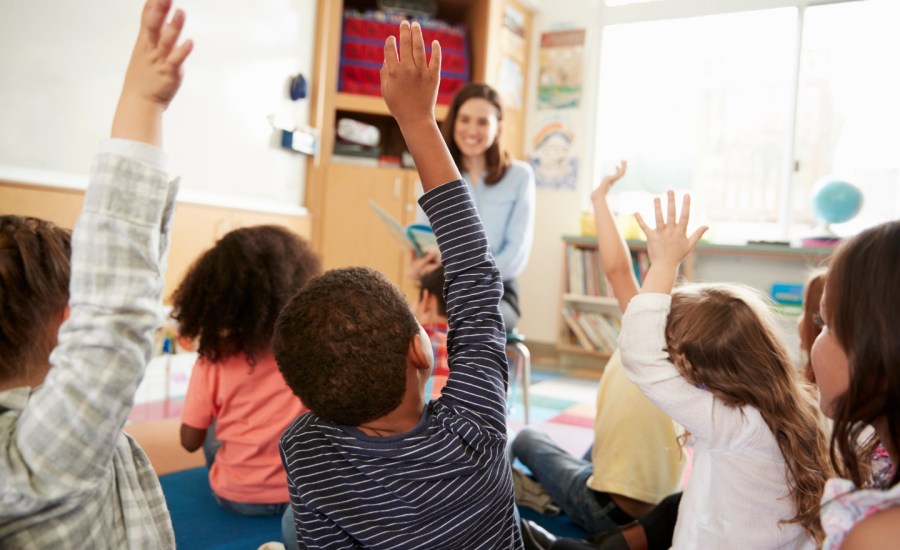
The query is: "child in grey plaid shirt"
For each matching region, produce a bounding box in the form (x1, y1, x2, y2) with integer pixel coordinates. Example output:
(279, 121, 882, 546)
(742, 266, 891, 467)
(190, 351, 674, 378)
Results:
(0, 0, 192, 546)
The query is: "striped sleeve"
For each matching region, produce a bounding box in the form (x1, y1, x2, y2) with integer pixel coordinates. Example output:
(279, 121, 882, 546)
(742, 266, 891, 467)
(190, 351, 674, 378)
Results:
(419, 180, 508, 433)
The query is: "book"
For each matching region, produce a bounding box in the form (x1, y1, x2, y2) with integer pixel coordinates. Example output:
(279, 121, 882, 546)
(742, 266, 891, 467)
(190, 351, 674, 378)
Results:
(561, 306, 593, 351)
(369, 200, 437, 257)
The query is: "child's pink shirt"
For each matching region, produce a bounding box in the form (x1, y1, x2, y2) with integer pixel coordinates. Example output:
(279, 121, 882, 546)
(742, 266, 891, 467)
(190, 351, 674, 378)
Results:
(181, 351, 306, 503)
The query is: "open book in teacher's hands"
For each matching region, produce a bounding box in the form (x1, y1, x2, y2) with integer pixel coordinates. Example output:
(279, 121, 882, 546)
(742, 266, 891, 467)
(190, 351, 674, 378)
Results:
(369, 200, 437, 257)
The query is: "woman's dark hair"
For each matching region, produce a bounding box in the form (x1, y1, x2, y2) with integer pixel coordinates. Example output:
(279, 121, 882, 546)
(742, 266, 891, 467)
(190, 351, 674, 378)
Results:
(171, 225, 321, 366)
(440, 82, 511, 185)
(824, 220, 900, 488)
(0, 216, 71, 382)
(273, 267, 419, 426)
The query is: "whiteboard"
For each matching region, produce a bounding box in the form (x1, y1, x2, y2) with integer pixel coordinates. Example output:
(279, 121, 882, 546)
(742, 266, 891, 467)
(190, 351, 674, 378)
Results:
(0, 0, 316, 208)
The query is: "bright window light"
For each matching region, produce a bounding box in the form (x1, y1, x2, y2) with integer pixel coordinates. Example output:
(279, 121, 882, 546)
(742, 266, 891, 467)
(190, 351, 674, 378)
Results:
(593, 0, 900, 243)
(791, 0, 900, 238)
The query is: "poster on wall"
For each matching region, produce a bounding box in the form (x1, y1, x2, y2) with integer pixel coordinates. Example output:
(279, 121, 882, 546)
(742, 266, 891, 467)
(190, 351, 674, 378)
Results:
(529, 119, 579, 190)
(497, 56, 524, 109)
(537, 29, 586, 110)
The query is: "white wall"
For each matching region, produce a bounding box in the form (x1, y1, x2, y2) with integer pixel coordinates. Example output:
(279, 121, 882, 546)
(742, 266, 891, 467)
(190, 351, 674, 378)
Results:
(0, 0, 316, 208)
(518, 0, 604, 345)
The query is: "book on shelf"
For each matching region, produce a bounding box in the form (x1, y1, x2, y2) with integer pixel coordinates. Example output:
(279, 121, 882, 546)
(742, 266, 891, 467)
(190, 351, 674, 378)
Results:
(566, 244, 608, 297)
(631, 250, 650, 284)
(562, 305, 620, 352)
(369, 200, 437, 257)
(561, 306, 594, 351)
(576, 312, 610, 352)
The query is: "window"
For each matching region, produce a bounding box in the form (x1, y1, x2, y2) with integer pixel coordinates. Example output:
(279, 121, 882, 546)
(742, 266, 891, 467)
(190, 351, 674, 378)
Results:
(593, 0, 900, 243)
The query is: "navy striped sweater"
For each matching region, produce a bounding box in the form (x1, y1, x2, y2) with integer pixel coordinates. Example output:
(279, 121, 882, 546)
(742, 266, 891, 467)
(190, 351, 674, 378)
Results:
(280, 180, 522, 549)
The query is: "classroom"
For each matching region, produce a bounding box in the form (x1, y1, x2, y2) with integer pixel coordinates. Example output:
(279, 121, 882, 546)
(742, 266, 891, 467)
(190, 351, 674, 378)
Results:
(1, 0, 898, 549)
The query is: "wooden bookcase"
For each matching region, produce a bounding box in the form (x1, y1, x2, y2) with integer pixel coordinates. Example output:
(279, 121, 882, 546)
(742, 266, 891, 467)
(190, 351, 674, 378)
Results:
(559, 235, 835, 365)
(306, 0, 533, 301)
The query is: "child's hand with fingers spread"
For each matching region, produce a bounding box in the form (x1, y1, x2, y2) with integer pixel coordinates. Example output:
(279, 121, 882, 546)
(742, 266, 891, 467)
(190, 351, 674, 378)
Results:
(113, 0, 193, 145)
(381, 20, 441, 128)
(590, 160, 627, 206)
(635, 191, 708, 294)
(123, 0, 192, 110)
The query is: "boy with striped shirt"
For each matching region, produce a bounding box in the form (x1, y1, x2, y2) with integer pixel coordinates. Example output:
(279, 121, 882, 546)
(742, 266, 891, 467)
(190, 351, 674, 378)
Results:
(273, 20, 522, 549)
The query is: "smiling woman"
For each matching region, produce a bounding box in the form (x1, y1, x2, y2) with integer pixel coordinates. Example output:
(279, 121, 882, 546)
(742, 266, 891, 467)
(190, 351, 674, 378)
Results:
(412, 83, 536, 330)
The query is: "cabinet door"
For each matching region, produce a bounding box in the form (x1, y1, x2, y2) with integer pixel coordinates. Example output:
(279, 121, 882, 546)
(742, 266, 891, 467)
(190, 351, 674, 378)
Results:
(320, 163, 411, 285)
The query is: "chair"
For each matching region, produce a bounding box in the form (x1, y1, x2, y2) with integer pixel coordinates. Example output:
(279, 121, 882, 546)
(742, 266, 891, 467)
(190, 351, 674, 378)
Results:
(506, 331, 532, 425)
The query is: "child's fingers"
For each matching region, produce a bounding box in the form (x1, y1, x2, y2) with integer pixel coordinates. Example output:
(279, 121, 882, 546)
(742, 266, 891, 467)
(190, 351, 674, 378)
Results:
(142, 0, 171, 45)
(168, 38, 193, 68)
(398, 20, 412, 65)
(158, 9, 185, 58)
(666, 190, 676, 226)
(383, 34, 399, 69)
(653, 196, 664, 229)
(678, 193, 691, 229)
(634, 212, 651, 238)
(411, 22, 426, 67)
(429, 40, 442, 75)
(687, 226, 709, 249)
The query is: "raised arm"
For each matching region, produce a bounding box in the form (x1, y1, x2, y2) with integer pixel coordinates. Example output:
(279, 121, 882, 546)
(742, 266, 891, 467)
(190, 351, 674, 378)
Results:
(634, 191, 707, 295)
(11, 0, 191, 498)
(383, 22, 507, 432)
(381, 21, 460, 192)
(590, 160, 639, 312)
(112, 0, 192, 146)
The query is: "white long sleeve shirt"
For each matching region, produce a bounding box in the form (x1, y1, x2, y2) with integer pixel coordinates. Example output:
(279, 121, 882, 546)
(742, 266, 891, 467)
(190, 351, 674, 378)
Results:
(619, 293, 814, 550)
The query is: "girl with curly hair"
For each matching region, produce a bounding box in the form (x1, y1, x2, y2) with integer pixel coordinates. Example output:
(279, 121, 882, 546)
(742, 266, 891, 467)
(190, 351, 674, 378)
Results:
(174, 225, 321, 516)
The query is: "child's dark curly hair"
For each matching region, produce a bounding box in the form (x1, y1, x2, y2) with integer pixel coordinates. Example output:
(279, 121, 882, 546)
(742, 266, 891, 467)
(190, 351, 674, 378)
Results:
(273, 266, 419, 426)
(171, 225, 321, 366)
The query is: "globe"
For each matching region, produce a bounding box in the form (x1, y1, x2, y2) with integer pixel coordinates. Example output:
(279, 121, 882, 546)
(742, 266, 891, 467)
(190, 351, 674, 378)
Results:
(811, 179, 863, 225)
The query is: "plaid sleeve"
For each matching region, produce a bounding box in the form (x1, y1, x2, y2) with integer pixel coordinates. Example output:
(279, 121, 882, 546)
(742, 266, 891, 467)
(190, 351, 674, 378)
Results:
(6, 140, 177, 506)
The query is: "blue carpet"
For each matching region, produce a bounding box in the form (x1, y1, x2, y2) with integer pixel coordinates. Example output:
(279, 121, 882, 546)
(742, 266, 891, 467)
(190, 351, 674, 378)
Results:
(159, 468, 282, 550)
(519, 506, 590, 539)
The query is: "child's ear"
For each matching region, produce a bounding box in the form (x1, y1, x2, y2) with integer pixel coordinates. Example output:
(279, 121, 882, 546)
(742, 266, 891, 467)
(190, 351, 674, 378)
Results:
(409, 325, 435, 371)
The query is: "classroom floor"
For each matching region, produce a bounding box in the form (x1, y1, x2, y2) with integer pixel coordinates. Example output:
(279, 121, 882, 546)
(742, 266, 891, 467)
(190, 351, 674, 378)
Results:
(122, 350, 602, 548)
(126, 350, 601, 475)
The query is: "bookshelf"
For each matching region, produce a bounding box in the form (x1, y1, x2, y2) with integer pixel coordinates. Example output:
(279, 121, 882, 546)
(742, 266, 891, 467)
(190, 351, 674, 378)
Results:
(559, 235, 835, 365)
(305, 0, 534, 303)
(559, 239, 622, 361)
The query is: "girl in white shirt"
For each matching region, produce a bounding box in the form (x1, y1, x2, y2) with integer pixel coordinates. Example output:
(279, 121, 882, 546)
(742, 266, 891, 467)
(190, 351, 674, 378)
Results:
(618, 191, 832, 549)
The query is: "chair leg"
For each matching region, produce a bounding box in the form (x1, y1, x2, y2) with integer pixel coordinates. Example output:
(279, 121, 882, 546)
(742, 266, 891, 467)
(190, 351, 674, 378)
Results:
(507, 342, 531, 425)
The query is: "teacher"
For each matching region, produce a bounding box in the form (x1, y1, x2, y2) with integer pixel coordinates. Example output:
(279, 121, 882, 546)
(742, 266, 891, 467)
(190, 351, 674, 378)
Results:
(412, 83, 536, 331)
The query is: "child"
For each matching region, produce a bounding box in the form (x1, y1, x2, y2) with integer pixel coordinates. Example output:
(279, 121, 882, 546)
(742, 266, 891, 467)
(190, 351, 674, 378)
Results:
(513, 162, 685, 546)
(619, 192, 831, 548)
(273, 21, 521, 548)
(797, 270, 826, 384)
(812, 220, 900, 548)
(0, 0, 190, 545)
(415, 265, 449, 400)
(174, 225, 320, 515)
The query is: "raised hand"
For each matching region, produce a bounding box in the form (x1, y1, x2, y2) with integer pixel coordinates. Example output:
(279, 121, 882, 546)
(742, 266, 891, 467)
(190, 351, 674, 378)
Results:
(407, 249, 441, 281)
(590, 160, 627, 206)
(381, 21, 441, 128)
(381, 20, 458, 193)
(635, 191, 708, 294)
(112, 0, 193, 145)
